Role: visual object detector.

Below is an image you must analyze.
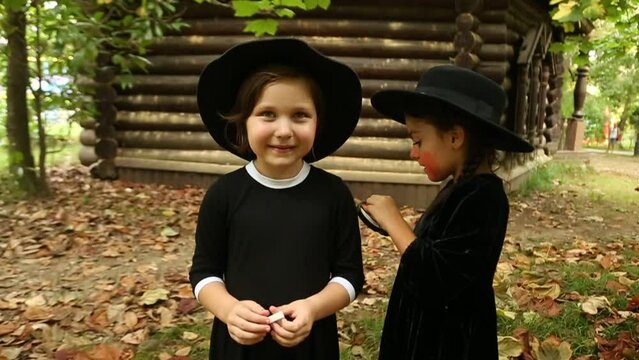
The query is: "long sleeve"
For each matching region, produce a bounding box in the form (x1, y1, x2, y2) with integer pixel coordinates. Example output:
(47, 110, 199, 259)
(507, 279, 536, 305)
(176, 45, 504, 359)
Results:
(329, 181, 365, 300)
(400, 178, 509, 306)
(189, 180, 229, 294)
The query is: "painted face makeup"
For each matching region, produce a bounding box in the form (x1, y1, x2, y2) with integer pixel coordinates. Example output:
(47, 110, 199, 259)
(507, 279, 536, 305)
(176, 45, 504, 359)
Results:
(418, 150, 440, 181)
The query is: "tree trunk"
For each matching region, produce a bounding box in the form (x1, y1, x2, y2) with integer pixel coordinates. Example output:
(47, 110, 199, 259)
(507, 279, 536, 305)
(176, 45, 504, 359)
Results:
(4, 6, 49, 195)
(634, 134, 639, 156)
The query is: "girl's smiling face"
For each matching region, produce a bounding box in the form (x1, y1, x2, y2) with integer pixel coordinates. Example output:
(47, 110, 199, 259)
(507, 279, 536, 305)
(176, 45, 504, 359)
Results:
(405, 115, 465, 182)
(246, 77, 318, 179)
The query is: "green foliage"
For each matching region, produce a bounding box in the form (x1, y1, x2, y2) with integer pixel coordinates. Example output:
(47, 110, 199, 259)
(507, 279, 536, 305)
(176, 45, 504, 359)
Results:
(61, 0, 187, 81)
(195, 0, 331, 36)
(550, 0, 639, 64)
(4, 0, 27, 10)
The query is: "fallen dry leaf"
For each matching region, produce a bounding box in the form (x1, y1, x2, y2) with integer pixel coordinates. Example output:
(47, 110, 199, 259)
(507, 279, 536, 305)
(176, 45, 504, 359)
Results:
(532, 336, 572, 360)
(498, 336, 523, 359)
(182, 331, 199, 340)
(175, 346, 191, 356)
(121, 328, 148, 345)
(581, 296, 611, 315)
(139, 288, 169, 306)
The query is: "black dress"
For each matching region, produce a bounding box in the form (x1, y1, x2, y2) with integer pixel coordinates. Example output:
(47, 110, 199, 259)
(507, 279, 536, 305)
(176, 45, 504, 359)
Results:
(378, 174, 509, 360)
(190, 163, 364, 360)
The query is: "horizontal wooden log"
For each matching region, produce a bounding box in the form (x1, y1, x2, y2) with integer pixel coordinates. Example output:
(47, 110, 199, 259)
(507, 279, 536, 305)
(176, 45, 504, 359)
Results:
(116, 111, 408, 137)
(179, 2, 509, 24)
(118, 75, 197, 95)
(151, 35, 512, 62)
(116, 148, 423, 174)
(142, 55, 507, 82)
(115, 157, 431, 185)
(79, 146, 98, 166)
(456, 13, 480, 32)
(144, 54, 450, 80)
(115, 64, 509, 116)
(116, 111, 204, 130)
(506, 13, 531, 35)
(181, 3, 456, 22)
(318, 155, 421, 173)
(114, 95, 399, 119)
(455, 0, 481, 13)
(80, 128, 96, 146)
(512, 0, 549, 24)
(453, 52, 480, 69)
(116, 76, 417, 97)
(82, 129, 413, 160)
(79, 118, 95, 129)
(153, 35, 456, 59)
(175, 19, 518, 44)
(454, 31, 483, 53)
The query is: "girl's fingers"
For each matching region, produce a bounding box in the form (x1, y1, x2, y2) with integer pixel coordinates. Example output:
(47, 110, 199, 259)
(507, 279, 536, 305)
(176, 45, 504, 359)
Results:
(244, 301, 270, 317)
(234, 317, 271, 333)
(270, 320, 297, 340)
(229, 327, 266, 344)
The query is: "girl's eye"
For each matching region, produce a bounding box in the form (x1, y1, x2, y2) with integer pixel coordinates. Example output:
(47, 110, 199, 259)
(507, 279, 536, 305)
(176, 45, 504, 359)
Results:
(412, 140, 422, 147)
(295, 111, 310, 118)
(260, 111, 276, 118)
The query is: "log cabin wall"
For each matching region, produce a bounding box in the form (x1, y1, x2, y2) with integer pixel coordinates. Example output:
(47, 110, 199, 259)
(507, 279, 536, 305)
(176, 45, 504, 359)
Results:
(79, 0, 559, 207)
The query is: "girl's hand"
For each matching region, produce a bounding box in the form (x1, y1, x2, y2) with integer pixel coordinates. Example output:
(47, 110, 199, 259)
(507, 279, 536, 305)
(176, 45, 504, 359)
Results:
(269, 302, 313, 347)
(363, 195, 402, 231)
(226, 300, 271, 345)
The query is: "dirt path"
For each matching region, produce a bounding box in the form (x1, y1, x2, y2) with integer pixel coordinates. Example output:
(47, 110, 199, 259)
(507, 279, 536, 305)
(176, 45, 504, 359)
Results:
(555, 150, 639, 178)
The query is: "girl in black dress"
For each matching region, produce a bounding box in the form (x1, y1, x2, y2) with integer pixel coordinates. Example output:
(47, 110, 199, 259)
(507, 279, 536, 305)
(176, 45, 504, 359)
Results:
(362, 65, 534, 360)
(190, 38, 364, 359)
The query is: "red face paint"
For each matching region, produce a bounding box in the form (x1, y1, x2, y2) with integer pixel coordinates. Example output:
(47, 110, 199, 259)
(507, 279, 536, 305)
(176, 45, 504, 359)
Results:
(419, 150, 440, 181)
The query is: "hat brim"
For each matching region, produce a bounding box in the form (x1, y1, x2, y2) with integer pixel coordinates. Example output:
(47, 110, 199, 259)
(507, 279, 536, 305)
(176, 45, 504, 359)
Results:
(197, 38, 362, 162)
(371, 90, 534, 153)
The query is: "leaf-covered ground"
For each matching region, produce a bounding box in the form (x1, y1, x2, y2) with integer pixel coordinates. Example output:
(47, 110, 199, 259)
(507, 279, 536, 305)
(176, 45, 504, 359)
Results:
(0, 152, 638, 360)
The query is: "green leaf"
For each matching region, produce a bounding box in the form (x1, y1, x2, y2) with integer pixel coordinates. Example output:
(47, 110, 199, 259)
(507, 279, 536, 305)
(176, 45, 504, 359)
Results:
(232, 1, 262, 17)
(275, 8, 295, 18)
(281, 0, 306, 9)
(244, 19, 279, 36)
(583, 3, 605, 19)
(5, 0, 27, 11)
(317, 0, 330, 9)
(552, 0, 578, 21)
(303, 0, 318, 9)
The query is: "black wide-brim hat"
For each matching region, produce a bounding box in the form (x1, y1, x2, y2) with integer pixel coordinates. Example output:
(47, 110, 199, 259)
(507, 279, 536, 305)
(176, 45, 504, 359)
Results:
(197, 38, 362, 162)
(371, 65, 534, 153)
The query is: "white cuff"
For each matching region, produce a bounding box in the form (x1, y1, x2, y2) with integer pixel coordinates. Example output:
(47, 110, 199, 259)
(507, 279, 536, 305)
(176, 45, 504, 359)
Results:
(194, 277, 224, 302)
(329, 277, 356, 303)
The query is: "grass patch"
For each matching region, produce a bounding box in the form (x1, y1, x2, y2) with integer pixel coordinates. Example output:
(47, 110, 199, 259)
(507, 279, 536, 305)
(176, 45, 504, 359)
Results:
(498, 302, 597, 356)
(339, 302, 386, 360)
(516, 160, 594, 196)
(134, 323, 210, 360)
(575, 172, 639, 206)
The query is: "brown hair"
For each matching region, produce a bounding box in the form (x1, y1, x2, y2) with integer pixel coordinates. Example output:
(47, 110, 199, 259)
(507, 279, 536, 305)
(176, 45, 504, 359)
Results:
(221, 65, 325, 158)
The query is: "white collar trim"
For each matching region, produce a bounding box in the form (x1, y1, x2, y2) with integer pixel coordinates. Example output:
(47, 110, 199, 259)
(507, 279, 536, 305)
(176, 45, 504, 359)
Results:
(245, 161, 311, 189)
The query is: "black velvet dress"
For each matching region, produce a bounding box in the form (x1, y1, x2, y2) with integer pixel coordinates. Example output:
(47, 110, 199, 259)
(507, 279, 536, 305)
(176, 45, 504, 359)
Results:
(378, 174, 509, 360)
